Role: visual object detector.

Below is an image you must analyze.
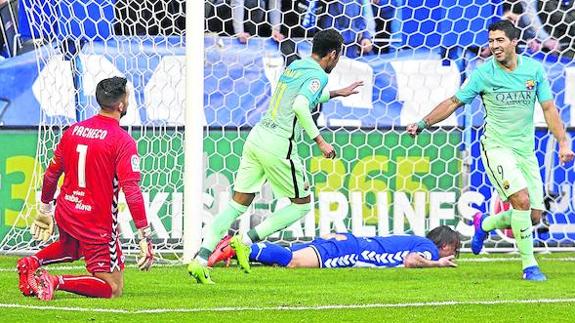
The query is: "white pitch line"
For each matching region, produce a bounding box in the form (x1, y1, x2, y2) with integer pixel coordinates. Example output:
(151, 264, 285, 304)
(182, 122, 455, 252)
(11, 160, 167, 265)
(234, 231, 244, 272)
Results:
(459, 257, 575, 262)
(540, 257, 575, 262)
(458, 257, 521, 262)
(1, 298, 575, 314)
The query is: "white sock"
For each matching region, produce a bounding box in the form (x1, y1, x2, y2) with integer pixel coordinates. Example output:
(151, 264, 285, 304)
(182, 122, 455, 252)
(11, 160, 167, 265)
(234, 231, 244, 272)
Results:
(241, 232, 253, 246)
(196, 256, 208, 267)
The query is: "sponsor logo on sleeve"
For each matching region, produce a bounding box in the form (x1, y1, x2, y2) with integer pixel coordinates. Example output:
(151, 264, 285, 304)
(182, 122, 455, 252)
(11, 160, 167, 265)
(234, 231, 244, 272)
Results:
(131, 155, 140, 172)
(309, 79, 321, 93)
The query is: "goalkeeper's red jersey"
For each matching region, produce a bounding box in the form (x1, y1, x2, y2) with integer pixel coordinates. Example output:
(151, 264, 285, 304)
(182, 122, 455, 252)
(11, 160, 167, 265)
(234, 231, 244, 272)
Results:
(41, 114, 148, 243)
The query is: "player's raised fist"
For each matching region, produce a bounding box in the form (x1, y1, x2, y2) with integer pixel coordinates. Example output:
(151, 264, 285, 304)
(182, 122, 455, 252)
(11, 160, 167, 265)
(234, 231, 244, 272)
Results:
(31, 202, 54, 242)
(137, 226, 154, 271)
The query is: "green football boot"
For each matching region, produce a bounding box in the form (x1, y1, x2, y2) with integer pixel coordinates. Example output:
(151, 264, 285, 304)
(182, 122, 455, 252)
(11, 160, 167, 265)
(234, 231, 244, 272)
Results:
(187, 259, 215, 284)
(230, 235, 252, 274)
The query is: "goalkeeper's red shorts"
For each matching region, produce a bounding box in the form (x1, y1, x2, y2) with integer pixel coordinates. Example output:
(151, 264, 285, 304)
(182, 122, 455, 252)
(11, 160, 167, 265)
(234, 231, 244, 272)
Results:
(58, 226, 125, 273)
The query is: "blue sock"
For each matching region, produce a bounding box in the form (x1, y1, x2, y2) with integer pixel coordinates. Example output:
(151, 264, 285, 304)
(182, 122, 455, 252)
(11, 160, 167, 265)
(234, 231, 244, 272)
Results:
(249, 242, 293, 267)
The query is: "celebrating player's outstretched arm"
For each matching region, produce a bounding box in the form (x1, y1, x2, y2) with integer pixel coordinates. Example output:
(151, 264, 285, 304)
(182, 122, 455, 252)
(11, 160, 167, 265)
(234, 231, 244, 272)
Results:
(317, 81, 364, 158)
(406, 96, 463, 137)
(293, 80, 364, 160)
(330, 81, 364, 99)
(17, 77, 153, 301)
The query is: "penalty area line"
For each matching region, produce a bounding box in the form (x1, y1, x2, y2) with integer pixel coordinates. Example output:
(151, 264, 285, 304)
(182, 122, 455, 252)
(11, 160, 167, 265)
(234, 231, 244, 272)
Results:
(2, 298, 575, 314)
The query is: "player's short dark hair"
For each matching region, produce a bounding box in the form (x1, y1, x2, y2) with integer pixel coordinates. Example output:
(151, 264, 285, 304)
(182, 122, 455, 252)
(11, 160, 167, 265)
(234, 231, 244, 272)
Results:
(488, 20, 519, 41)
(96, 77, 128, 110)
(312, 29, 343, 58)
(426, 225, 461, 254)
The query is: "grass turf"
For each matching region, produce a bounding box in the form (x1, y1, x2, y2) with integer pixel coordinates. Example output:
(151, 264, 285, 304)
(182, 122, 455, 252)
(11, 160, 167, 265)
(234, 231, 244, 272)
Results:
(1, 254, 574, 322)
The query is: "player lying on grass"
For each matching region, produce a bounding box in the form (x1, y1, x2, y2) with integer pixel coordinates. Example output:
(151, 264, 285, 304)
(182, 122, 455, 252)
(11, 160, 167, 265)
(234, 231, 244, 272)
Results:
(17, 77, 154, 301)
(188, 28, 363, 283)
(209, 225, 460, 269)
(407, 20, 574, 281)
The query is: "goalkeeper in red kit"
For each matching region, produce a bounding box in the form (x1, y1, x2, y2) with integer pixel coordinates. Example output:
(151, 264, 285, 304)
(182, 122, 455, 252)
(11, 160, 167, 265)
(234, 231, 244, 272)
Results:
(17, 77, 154, 301)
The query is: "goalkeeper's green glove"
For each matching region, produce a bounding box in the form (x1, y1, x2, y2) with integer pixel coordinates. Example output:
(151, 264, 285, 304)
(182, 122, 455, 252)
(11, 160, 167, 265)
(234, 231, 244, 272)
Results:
(137, 226, 154, 271)
(31, 202, 54, 242)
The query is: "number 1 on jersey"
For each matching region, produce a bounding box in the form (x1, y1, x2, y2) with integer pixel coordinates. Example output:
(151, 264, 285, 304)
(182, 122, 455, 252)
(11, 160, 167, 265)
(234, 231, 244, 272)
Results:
(76, 144, 88, 188)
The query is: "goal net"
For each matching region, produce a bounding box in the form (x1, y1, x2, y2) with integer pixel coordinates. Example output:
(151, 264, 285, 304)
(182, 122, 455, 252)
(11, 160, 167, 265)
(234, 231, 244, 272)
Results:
(1, 0, 574, 260)
(0, 0, 189, 260)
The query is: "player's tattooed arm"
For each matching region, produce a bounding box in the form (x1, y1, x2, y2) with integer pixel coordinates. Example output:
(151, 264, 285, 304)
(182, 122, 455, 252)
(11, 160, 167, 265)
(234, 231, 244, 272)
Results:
(407, 96, 464, 136)
(430, 95, 464, 123)
(450, 96, 462, 106)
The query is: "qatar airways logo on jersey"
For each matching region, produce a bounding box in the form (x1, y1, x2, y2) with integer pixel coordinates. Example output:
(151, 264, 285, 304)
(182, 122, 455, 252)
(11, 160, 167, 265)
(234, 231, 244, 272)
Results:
(72, 126, 108, 140)
(494, 91, 535, 105)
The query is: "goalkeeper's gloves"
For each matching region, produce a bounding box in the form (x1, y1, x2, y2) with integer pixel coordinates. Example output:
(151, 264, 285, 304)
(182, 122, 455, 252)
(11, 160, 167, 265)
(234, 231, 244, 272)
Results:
(31, 202, 54, 242)
(137, 226, 154, 271)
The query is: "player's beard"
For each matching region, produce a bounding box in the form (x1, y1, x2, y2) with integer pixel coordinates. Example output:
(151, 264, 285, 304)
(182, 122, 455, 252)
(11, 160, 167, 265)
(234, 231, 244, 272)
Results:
(326, 62, 336, 74)
(120, 109, 127, 118)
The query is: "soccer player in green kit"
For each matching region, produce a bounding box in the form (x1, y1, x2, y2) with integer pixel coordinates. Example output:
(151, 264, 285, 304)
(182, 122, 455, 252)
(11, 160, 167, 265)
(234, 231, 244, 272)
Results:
(188, 29, 364, 284)
(407, 20, 574, 281)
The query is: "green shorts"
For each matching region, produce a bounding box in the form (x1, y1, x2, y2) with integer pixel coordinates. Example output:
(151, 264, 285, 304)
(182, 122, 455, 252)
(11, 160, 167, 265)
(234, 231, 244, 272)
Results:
(480, 143, 544, 210)
(234, 142, 310, 199)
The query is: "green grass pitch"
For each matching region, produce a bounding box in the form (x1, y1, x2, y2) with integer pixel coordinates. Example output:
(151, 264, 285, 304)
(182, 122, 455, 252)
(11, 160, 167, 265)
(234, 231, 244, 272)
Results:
(1, 254, 574, 322)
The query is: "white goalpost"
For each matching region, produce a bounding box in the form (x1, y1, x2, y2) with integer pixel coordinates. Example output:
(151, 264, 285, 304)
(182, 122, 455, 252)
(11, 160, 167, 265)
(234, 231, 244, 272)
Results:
(183, 0, 205, 263)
